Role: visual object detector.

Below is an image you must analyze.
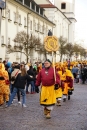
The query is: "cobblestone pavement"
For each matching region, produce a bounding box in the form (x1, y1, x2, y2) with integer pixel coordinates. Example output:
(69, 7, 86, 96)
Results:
(0, 84, 87, 130)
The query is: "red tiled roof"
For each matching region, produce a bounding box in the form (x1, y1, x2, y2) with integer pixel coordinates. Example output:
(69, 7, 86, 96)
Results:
(39, 4, 56, 8)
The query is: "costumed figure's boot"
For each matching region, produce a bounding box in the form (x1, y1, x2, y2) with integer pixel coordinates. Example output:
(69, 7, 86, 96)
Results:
(44, 107, 48, 115)
(63, 98, 66, 102)
(68, 95, 70, 100)
(57, 100, 61, 106)
(63, 95, 67, 102)
(46, 109, 51, 119)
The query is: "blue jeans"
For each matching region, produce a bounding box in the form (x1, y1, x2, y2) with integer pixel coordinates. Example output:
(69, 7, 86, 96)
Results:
(31, 81, 35, 93)
(26, 81, 35, 93)
(8, 87, 26, 106)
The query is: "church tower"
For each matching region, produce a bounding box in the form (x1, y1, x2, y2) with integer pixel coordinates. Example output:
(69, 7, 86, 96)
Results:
(54, 0, 76, 45)
(54, 0, 75, 20)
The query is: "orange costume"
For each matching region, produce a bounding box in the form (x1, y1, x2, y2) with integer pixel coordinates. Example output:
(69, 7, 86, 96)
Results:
(0, 63, 10, 105)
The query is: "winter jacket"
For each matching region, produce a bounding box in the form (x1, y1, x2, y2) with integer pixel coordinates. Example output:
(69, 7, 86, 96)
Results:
(14, 73, 33, 89)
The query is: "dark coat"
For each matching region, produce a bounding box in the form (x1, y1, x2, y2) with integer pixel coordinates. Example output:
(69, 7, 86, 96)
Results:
(27, 69, 35, 77)
(14, 73, 32, 89)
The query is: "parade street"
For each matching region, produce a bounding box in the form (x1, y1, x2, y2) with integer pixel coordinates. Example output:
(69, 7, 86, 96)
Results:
(0, 84, 87, 130)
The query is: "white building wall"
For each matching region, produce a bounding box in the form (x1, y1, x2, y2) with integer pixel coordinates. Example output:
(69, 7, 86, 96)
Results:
(34, 0, 50, 5)
(69, 21, 75, 44)
(0, 0, 54, 63)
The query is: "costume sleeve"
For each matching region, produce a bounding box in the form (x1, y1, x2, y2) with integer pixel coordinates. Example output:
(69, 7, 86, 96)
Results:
(2, 71, 9, 80)
(66, 76, 73, 88)
(55, 72, 60, 85)
(35, 71, 41, 86)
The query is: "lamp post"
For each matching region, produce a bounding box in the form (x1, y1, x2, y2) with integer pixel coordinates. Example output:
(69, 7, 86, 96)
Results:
(0, 0, 6, 47)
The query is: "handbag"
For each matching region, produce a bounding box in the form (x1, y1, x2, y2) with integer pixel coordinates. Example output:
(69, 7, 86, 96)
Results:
(11, 70, 20, 84)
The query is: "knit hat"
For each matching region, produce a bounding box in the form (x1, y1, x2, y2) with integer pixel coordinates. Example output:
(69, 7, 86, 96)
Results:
(44, 59, 52, 64)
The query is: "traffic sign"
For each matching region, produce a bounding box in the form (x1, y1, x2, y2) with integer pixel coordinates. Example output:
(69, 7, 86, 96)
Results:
(0, 0, 6, 9)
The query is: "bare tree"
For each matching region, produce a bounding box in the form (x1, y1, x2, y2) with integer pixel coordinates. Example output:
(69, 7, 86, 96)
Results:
(7, 31, 41, 62)
(58, 36, 67, 62)
(65, 43, 74, 59)
(79, 46, 86, 60)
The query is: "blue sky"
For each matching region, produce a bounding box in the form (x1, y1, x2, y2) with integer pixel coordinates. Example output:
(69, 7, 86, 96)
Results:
(75, 0, 87, 47)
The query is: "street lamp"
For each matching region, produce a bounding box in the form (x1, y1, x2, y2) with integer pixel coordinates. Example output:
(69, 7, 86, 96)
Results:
(0, 0, 6, 47)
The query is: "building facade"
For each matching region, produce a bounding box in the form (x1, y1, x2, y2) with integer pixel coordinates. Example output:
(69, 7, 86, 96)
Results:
(34, 0, 76, 61)
(0, 0, 76, 63)
(0, 0, 55, 63)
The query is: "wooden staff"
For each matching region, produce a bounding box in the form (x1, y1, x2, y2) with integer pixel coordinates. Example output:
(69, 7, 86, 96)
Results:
(44, 35, 59, 83)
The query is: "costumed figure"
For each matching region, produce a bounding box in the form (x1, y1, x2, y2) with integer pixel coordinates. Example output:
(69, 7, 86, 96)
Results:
(62, 67, 74, 102)
(35, 59, 60, 119)
(0, 63, 10, 106)
(55, 65, 64, 106)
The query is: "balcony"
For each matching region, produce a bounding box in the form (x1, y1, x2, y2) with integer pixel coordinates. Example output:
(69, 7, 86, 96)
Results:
(19, 23, 22, 27)
(2, 16, 6, 20)
(8, 19, 12, 23)
(1, 43, 6, 47)
(24, 25, 27, 29)
(14, 21, 18, 25)
(8, 44, 11, 48)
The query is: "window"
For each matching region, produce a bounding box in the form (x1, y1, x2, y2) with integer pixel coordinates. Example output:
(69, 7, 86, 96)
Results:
(32, 2, 35, 10)
(14, 12, 16, 21)
(24, 17, 26, 26)
(30, 20, 32, 30)
(8, 38, 10, 45)
(19, 15, 21, 23)
(39, 25, 41, 32)
(19, 0, 23, 3)
(36, 5, 39, 13)
(61, 3, 66, 9)
(40, 9, 43, 16)
(8, 9, 10, 19)
(2, 10, 4, 16)
(35, 22, 36, 30)
(42, 25, 44, 32)
(24, 0, 30, 7)
(37, 23, 39, 31)
(1, 36, 4, 44)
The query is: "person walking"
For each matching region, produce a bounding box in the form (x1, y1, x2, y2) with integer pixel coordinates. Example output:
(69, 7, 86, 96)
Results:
(35, 59, 60, 119)
(26, 66, 36, 94)
(7, 68, 33, 107)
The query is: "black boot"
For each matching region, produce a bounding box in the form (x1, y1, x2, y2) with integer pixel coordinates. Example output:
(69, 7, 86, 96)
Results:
(63, 98, 66, 102)
(68, 95, 70, 100)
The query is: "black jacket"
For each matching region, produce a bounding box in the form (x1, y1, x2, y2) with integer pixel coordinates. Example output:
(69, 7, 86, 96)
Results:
(14, 73, 32, 89)
(27, 69, 35, 77)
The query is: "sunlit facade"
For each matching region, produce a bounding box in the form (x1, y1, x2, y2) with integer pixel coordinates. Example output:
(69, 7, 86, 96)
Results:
(0, 0, 55, 63)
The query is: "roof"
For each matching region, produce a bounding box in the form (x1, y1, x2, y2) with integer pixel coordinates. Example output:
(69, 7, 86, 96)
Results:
(15, 0, 55, 26)
(39, 4, 71, 23)
(39, 4, 56, 8)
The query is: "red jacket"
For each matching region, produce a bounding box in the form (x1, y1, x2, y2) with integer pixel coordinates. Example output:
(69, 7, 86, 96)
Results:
(36, 67, 60, 86)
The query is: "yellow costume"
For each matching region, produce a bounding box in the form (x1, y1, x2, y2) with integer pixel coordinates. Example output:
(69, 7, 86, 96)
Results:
(62, 69, 74, 101)
(0, 63, 10, 105)
(55, 70, 63, 106)
(40, 85, 56, 106)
